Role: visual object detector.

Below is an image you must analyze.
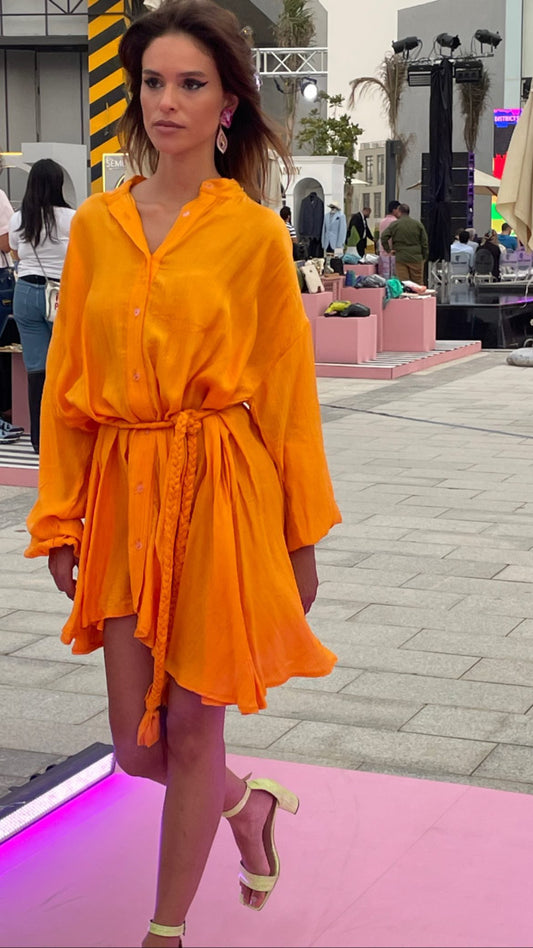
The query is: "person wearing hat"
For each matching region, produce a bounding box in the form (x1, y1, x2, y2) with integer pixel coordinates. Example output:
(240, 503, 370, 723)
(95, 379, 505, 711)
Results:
(347, 205, 373, 258)
(322, 199, 347, 256)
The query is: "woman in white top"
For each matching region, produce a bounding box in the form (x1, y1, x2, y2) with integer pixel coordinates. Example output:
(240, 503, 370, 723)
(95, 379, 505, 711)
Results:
(9, 159, 75, 452)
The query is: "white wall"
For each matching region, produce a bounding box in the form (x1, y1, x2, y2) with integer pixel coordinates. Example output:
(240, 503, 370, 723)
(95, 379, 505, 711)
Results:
(320, 0, 432, 144)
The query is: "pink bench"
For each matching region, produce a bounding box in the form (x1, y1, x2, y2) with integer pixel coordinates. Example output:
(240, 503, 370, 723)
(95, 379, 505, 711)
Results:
(381, 296, 436, 352)
(315, 313, 377, 364)
(341, 287, 386, 351)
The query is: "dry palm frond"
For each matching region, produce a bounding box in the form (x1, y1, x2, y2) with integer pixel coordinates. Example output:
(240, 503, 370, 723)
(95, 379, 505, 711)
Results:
(273, 0, 316, 48)
(458, 63, 491, 153)
(348, 53, 408, 139)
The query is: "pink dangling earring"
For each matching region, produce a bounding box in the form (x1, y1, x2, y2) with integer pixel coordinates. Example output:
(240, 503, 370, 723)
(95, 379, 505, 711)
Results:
(217, 108, 234, 154)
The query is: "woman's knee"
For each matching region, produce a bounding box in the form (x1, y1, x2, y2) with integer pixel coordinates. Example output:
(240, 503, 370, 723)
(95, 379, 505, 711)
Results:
(113, 738, 161, 779)
(165, 690, 225, 768)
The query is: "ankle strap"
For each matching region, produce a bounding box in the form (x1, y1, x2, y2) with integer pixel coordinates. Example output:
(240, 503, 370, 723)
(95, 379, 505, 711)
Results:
(222, 773, 252, 819)
(149, 920, 185, 938)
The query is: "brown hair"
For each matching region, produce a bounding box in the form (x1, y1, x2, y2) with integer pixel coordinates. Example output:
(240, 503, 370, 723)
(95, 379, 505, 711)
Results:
(117, 0, 291, 201)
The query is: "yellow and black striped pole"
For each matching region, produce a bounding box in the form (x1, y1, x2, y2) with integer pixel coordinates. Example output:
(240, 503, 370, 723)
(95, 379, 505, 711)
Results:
(88, 0, 131, 193)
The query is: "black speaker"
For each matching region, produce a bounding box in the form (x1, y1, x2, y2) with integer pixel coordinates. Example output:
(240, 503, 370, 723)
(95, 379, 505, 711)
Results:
(421, 151, 475, 232)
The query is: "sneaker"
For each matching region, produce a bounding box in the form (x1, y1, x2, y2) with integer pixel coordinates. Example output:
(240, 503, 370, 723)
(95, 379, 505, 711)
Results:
(0, 418, 24, 435)
(0, 427, 23, 443)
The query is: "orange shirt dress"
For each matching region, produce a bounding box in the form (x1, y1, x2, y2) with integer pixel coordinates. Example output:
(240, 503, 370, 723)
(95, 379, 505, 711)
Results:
(26, 176, 341, 746)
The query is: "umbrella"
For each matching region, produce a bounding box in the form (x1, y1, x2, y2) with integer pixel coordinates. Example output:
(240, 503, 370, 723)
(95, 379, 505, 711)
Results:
(496, 93, 533, 250)
(407, 168, 502, 196)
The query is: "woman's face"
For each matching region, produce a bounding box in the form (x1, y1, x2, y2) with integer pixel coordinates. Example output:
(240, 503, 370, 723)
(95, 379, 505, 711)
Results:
(140, 31, 238, 162)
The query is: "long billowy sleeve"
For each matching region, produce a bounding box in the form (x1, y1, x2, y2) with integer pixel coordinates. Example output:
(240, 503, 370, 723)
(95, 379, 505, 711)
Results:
(25, 209, 98, 559)
(250, 319, 341, 552)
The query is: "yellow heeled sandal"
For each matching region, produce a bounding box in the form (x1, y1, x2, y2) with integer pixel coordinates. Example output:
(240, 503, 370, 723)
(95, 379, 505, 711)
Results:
(148, 920, 185, 942)
(223, 776, 299, 911)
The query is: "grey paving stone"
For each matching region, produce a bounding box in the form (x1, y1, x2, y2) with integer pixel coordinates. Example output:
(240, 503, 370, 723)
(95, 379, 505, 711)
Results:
(288, 666, 363, 693)
(333, 643, 477, 679)
(349, 604, 521, 635)
(317, 581, 461, 610)
(0, 654, 84, 687)
(401, 705, 511, 741)
(223, 712, 298, 749)
(400, 530, 533, 550)
(474, 745, 533, 783)
(495, 565, 533, 583)
(448, 596, 533, 620)
(0, 630, 40, 653)
(462, 658, 533, 687)
(0, 610, 70, 635)
(314, 549, 370, 567)
(509, 619, 533, 639)
(270, 720, 495, 775)
(355, 552, 504, 580)
(262, 686, 422, 729)
(317, 535, 457, 558)
(340, 670, 533, 713)
(445, 547, 533, 567)
(0, 713, 112, 756)
(308, 599, 366, 621)
(364, 513, 489, 534)
(404, 629, 533, 661)
(490, 717, 533, 747)
(0, 747, 61, 779)
(0, 589, 71, 614)
(317, 565, 420, 587)
(50, 665, 107, 695)
(0, 683, 107, 724)
(10, 635, 104, 666)
(328, 524, 410, 540)
(404, 575, 533, 598)
(312, 622, 419, 649)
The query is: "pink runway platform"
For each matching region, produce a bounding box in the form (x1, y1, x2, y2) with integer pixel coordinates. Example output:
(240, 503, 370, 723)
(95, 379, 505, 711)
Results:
(2, 754, 533, 948)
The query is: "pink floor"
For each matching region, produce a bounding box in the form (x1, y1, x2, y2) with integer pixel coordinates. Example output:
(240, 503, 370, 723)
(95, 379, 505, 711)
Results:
(315, 340, 482, 379)
(1, 755, 533, 948)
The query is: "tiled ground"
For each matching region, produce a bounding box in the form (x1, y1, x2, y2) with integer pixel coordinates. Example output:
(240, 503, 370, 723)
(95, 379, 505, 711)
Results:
(3, 349, 533, 796)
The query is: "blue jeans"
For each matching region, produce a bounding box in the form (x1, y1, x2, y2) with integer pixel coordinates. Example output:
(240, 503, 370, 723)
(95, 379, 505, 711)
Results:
(12, 279, 53, 373)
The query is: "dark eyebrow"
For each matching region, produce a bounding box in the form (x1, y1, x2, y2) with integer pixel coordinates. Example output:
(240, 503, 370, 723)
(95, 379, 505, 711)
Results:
(141, 68, 208, 78)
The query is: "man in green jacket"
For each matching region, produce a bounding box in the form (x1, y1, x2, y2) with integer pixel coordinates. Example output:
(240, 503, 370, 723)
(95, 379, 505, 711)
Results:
(381, 203, 429, 285)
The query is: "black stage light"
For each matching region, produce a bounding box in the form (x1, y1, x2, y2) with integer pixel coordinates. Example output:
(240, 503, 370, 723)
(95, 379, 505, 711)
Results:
(407, 62, 433, 86)
(392, 36, 421, 57)
(454, 58, 483, 83)
(474, 29, 502, 49)
(436, 33, 461, 53)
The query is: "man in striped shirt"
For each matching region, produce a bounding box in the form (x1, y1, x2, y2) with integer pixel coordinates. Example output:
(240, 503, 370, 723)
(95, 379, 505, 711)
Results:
(280, 206, 297, 243)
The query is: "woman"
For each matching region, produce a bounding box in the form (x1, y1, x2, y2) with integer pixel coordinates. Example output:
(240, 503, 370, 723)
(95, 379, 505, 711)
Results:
(475, 229, 502, 281)
(9, 158, 74, 452)
(25, 2, 341, 945)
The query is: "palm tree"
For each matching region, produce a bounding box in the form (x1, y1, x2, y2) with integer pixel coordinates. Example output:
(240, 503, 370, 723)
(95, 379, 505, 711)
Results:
(458, 60, 491, 154)
(272, 0, 316, 150)
(348, 52, 410, 191)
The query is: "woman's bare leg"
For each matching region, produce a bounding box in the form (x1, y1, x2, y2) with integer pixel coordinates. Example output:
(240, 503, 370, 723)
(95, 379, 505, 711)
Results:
(103, 616, 276, 919)
(142, 680, 226, 947)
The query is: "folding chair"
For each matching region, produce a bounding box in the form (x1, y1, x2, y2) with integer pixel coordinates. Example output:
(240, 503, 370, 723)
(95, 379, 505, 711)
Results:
(450, 251, 472, 284)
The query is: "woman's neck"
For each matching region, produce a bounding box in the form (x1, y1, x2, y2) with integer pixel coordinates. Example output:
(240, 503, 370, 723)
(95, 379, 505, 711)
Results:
(146, 153, 220, 206)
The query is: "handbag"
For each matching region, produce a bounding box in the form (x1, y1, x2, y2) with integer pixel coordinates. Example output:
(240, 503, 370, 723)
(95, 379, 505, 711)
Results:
(33, 246, 61, 323)
(0, 251, 16, 332)
(300, 262, 325, 294)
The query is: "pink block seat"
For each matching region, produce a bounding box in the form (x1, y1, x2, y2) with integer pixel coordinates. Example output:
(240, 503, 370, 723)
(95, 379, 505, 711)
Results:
(301, 291, 333, 321)
(315, 312, 377, 364)
(353, 263, 377, 276)
(302, 291, 334, 354)
(341, 286, 386, 351)
(381, 296, 436, 352)
(321, 274, 344, 300)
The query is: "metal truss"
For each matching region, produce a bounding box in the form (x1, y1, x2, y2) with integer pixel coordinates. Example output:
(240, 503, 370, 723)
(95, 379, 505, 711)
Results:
(252, 47, 327, 78)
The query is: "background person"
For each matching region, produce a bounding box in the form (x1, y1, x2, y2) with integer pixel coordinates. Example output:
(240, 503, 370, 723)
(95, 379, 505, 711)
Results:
(499, 222, 518, 252)
(8, 158, 74, 453)
(450, 229, 475, 267)
(24, 2, 340, 946)
(378, 199, 400, 278)
(475, 230, 502, 281)
(380, 202, 428, 285)
(347, 204, 373, 258)
(0, 160, 23, 441)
